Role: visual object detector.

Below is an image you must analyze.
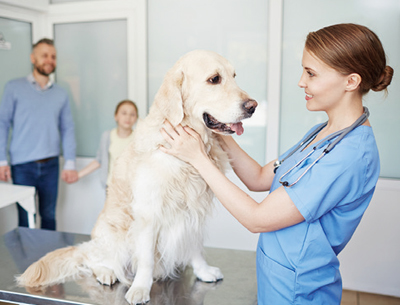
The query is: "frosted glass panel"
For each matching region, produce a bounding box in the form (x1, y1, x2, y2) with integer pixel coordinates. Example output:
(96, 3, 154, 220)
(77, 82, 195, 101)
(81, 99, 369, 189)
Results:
(54, 20, 128, 157)
(0, 18, 32, 98)
(0, 17, 32, 233)
(148, 0, 268, 165)
(280, 0, 400, 178)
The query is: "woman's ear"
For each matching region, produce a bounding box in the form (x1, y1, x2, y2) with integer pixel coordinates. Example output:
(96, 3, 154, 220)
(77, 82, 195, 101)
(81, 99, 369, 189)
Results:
(346, 73, 362, 92)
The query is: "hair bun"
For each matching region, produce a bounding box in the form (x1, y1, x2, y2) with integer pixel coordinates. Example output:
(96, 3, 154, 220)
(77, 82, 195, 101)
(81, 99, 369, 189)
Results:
(372, 65, 394, 92)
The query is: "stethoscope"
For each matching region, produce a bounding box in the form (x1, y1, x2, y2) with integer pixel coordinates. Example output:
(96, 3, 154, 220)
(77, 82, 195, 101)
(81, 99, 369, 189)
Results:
(273, 107, 370, 188)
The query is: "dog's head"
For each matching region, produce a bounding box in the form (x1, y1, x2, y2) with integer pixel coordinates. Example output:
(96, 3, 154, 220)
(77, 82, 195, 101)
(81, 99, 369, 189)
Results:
(153, 50, 257, 136)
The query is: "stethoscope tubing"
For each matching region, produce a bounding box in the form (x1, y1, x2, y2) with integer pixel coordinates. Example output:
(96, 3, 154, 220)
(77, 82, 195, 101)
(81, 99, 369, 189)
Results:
(277, 107, 370, 188)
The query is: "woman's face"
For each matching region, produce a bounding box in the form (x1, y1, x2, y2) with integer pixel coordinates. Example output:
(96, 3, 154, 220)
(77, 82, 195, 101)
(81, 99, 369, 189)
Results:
(298, 48, 349, 113)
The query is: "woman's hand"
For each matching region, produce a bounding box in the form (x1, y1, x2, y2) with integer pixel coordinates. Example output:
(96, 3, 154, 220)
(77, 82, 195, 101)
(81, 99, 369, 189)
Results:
(159, 120, 208, 167)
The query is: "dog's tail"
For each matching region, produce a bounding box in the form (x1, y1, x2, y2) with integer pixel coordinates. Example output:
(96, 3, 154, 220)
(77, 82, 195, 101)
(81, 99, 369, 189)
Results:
(16, 245, 89, 287)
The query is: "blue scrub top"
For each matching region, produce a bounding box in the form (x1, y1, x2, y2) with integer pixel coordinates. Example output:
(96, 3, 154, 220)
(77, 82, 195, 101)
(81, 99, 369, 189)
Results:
(257, 124, 380, 305)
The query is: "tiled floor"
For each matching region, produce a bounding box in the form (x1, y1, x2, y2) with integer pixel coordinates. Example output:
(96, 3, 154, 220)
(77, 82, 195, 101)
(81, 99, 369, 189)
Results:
(341, 290, 400, 305)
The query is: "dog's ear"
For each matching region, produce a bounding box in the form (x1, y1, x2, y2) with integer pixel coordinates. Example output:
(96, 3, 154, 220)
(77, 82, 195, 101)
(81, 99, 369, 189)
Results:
(153, 66, 185, 126)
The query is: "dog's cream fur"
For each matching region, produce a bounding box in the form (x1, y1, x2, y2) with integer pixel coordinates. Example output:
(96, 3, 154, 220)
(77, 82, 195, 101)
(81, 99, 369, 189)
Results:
(17, 50, 257, 305)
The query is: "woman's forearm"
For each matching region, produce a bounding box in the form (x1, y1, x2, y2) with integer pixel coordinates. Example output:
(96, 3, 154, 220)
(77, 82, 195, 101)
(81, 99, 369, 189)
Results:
(192, 153, 262, 232)
(78, 160, 101, 179)
(219, 135, 276, 192)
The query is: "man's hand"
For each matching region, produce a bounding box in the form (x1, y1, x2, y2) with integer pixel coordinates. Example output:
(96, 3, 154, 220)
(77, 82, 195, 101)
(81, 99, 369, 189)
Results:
(0, 166, 11, 182)
(61, 170, 79, 184)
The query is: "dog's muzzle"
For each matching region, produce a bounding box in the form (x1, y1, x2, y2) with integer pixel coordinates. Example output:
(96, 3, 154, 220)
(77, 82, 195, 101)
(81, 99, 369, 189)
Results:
(203, 99, 258, 136)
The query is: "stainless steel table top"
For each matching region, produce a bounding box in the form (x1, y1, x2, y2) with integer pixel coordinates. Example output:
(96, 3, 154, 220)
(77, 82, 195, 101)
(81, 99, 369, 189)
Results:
(0, 227, 257, 304)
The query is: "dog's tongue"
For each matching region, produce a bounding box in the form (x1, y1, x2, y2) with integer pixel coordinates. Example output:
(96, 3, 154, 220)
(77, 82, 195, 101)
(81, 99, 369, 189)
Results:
(231, 122, 244, 136)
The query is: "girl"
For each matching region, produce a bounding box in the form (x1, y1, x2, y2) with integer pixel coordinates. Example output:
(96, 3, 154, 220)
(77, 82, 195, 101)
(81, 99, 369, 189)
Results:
(159, 23, 393, 304)
(78, 99, 138, 188)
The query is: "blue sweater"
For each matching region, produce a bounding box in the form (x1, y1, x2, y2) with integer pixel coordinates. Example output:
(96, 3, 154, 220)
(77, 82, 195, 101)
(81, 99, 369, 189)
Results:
(0, 76, 76, 167)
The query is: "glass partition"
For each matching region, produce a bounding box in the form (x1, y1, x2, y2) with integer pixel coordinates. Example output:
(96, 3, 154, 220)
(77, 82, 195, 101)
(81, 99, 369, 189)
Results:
(0, 17, 32, 98)
(280, 0, 400, 178)
(0, 16, 32, 235)
(54, 19, 128, 157)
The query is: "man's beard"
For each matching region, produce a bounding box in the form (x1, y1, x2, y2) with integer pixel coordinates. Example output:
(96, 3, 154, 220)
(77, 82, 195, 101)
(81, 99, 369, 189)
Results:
(34, 64, 56, 76)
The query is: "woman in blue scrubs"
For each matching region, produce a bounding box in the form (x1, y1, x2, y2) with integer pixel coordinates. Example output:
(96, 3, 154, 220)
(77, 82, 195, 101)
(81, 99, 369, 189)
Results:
(160, 23, 394, 304)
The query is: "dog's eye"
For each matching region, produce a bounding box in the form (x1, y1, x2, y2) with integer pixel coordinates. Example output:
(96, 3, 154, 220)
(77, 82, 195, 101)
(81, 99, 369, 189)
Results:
(208, 75, 221, 84)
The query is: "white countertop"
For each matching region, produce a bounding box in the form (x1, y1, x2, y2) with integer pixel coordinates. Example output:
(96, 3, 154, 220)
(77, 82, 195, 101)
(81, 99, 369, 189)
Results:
(0, 182, 36, 228)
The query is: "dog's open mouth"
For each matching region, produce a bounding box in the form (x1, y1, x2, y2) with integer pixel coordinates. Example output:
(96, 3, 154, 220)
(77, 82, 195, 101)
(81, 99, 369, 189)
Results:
(203, 113, 244, 135)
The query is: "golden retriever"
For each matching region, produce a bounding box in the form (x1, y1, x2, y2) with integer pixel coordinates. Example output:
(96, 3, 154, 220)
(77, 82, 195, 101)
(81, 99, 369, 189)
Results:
(16, 50, 257, 305)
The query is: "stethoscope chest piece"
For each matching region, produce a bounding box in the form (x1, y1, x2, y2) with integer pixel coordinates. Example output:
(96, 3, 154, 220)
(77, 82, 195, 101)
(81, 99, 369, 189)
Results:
(273, 160, 281, 174)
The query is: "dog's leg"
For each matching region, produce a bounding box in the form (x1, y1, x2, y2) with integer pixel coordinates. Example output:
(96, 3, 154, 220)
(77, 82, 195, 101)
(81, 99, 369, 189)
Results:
(125, 221, 155, 305)
(191, 252, 223, 283)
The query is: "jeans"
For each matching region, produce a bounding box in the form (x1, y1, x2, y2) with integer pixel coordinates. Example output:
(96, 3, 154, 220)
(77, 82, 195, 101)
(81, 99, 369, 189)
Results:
(11, 157, 59, 230)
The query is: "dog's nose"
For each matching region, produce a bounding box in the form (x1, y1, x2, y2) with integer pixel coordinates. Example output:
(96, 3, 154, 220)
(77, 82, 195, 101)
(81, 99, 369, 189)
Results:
(242, 100, 258, 115)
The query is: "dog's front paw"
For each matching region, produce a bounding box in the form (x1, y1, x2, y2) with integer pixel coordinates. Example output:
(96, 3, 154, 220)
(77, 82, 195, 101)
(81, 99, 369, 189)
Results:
(195, 265, 224, 283)
(125, 286, 150, 305)
(92, 266, 117, 286)
(96, 273, 117, 286)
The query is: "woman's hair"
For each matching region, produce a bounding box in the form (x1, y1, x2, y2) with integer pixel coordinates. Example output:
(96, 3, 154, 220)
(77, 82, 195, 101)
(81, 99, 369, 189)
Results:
(305, 23, 394, 94)
(114, 99, 138, 116)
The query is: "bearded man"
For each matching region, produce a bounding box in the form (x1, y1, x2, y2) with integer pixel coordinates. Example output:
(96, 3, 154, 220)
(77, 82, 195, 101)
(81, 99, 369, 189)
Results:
(0, 38, 78, 230)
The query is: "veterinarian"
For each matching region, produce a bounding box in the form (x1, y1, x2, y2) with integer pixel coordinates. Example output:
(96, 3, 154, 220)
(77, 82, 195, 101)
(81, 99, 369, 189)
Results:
(160, 23, 393, 304)
(0, 38, 78, 230)
(77, 99, 138, 189)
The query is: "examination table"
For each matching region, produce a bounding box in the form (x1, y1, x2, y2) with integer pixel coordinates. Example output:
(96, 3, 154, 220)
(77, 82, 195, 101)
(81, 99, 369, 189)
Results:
(0, 227, 257, 304)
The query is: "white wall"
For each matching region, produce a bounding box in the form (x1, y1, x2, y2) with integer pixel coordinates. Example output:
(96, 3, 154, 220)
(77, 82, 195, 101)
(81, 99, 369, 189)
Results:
(0, 204, 17, 234)
(0, 0, 48, 12)
(56, 158, 106, 234)
(339, 179, 400, 297)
